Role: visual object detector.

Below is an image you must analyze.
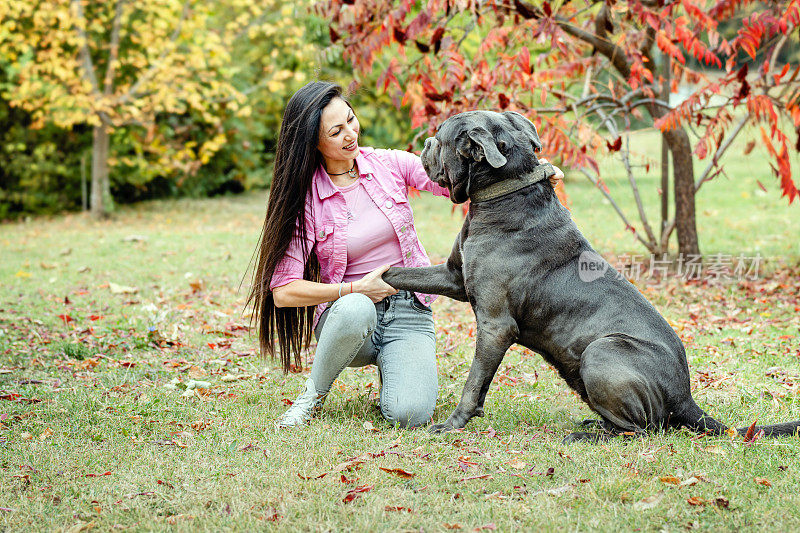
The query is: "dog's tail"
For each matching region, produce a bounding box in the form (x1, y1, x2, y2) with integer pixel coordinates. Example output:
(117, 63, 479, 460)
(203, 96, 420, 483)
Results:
(675, 400, 800, 437)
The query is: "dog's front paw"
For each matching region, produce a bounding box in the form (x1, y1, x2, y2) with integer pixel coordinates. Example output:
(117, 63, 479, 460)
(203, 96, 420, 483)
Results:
(429, 423, 455, 435)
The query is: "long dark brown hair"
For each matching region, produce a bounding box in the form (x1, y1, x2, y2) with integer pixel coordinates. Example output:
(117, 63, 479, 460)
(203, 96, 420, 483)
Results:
(245, 81, 347, 372)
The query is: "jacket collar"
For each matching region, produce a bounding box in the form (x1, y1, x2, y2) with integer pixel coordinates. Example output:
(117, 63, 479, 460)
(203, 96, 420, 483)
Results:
(313, 148, 376, 200)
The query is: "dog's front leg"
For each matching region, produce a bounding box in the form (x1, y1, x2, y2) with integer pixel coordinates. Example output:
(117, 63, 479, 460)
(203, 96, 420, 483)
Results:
(382, 263, 467, 301)
(431, 320, 517, 432)
(383, 215, 470, 301)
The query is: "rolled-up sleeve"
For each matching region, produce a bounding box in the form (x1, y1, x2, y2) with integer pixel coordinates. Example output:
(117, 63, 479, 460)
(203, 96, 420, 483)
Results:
(383, 149, 450, 198)
(269, 199, 315, 290)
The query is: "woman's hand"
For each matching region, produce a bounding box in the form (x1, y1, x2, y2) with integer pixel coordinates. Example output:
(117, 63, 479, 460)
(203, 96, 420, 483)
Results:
(353, 264, 399, 303)
(538, 158, 565, 188)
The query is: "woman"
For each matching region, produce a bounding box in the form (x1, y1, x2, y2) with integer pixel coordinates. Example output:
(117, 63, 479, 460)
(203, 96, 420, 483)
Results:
(247, 81, 562, 429)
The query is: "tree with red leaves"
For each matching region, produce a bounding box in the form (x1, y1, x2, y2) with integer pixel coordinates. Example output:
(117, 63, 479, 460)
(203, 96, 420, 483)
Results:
(319, 0, 800, 256)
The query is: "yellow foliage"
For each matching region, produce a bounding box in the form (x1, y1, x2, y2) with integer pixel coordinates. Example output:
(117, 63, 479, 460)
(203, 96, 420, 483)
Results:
(0, 0, 317, 177)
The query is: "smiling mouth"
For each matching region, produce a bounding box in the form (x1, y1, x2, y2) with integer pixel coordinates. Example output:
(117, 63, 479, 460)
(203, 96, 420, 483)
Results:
(344, 141, 357, 150)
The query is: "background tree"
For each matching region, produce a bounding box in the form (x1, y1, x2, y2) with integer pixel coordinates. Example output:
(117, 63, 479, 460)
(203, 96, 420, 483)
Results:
(320, 0, 800, 256)
(0, 0, 312, 218)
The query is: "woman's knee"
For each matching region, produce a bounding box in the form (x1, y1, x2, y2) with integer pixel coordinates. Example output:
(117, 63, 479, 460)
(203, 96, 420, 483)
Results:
(327, 293, 377, 332)
(382, 396, 436, 429)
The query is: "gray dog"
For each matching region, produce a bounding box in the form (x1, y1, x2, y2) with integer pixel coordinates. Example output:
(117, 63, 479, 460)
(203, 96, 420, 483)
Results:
(383, 110, 800, 442)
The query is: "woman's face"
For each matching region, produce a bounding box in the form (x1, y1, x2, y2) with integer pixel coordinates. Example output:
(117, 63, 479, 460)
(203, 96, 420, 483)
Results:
(317, 97, 360, 163)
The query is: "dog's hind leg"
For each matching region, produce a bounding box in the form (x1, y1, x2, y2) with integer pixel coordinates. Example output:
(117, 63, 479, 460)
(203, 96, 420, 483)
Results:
(563, 339, 666, 443)
(430, 319, 517, 433)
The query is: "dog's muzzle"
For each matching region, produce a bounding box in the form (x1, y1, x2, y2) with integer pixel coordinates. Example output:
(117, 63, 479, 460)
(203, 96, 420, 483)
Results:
(421, 137, 446, 186)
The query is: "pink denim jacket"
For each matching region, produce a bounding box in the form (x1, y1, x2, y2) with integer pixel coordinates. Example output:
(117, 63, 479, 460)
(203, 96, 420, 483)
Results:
(269, 147, 451, 327)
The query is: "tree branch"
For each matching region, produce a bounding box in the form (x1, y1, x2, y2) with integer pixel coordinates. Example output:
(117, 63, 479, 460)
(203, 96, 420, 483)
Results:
(768, 33, 789, 77)
(596, 105, 658, 247)
(553, 16, 631, 78)
(578, 168, 656, 251)
(103, 0, 125, 96)
(71, 0, 101, 95)
(694, 114, 748, 193)
(117, 0, 190, 107)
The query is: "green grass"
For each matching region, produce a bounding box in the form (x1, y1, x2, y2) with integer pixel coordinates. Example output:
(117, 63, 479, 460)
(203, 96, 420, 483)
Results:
(1, 128, 800, 531)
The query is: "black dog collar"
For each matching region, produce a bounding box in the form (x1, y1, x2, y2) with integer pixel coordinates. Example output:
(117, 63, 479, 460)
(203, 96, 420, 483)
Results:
(470, 163, 556, 203)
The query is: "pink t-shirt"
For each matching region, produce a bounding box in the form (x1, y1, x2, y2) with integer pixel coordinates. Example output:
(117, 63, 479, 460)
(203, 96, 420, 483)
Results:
(268, 147, 450, 327)
(337, 180, 404, 282)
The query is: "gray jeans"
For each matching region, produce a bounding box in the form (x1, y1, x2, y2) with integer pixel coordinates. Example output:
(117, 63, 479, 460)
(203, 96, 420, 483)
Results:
(311, 290, 438, 428)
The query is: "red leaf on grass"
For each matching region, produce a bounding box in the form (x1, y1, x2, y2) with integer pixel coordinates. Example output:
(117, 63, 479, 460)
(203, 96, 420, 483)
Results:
(297, 472, 327, 480)
(343, 484, 373, 503)
(57, 314, 74, 323)
(379, 467, 415, 479)
(458, 474, 492, 481)
(687, 496, 705, 506)
(743, 420, 757, 443)
(384, 506, 413, 513)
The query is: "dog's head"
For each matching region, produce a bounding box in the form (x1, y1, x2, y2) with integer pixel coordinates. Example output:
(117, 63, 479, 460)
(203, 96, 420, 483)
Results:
(421, 110, 544, 203)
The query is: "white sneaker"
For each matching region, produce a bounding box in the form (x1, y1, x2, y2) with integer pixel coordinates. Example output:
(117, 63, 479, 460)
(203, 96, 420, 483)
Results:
(276, 378, 327, 428)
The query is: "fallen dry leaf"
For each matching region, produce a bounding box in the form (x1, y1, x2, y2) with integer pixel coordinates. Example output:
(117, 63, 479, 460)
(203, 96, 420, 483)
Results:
(714, 496, 730, 509)
(384, 506, 412, 513)
(363, 421, 379, 432)
(633, 493, 663, 511)
(687, 496, 705, 506)
(342, 484, 373, 503)
(335, 461, 364, 473)
(458, 474, 492, 482)
(659, 476, 680, 485)
(755, 477, 772, 487)
(703, 445, 726, 455)
(508, 459, 527, 470)
(532, 484, 573, 497)
(379, 467, 415, 479)
(679, 476, 700, 487)
(687, 496, 730, 509)
(187, 365, 206, 379)
(108, 282, 138, 294)
(297, 472, 327, 480)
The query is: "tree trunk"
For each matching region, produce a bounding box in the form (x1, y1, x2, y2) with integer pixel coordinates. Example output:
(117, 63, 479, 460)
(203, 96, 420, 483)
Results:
(90, 123, 113, 219)
(663, 128, 700, 257)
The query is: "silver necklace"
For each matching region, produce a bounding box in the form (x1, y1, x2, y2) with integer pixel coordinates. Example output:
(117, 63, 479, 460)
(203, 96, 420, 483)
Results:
(326, 161, 357, 179)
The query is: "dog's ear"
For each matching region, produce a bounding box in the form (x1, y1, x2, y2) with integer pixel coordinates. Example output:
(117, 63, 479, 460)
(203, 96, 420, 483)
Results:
(456, 126, 508, 168)
(503, 111, 543, 152)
